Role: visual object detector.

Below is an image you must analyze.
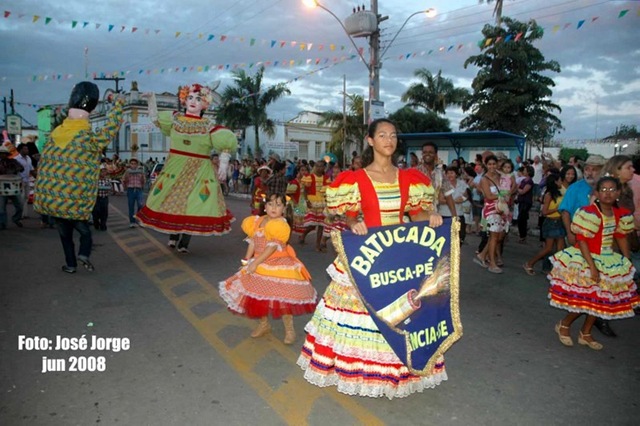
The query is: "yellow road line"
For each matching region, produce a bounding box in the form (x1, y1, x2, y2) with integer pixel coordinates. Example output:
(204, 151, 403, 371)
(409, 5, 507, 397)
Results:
(108, 205, 384, 426)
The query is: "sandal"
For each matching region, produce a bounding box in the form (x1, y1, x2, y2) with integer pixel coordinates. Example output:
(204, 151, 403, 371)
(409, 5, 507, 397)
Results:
(522, 263, 535, 276)
(578, 332, 603, 350)
(473, 257, 488, 268)
(555, 322, 573, 347)
(487, 266, 503, 274)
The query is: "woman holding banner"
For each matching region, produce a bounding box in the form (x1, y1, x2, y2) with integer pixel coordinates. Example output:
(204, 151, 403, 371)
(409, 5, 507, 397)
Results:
(297, 118, 447, 399)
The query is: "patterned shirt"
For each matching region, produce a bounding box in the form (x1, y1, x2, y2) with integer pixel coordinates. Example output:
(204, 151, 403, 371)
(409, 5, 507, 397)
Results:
(34, 99, 124, 220)
(123, 167, 145, 189)
(266, 173, 287, 196)
(97, 178, 111, 198)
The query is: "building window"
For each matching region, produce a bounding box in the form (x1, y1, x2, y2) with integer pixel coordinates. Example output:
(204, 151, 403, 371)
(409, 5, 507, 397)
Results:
(150, 132, 165, 152)
(298, 141, 308, 159)
(315, 142, 324, 160)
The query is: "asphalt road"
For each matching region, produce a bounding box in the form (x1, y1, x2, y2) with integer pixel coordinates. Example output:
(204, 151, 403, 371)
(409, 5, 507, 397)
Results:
(1, 193, 638, 426)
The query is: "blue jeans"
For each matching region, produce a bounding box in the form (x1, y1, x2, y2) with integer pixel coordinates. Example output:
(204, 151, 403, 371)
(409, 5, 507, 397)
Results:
(127, 188, 144, 224)
(55, 218, 92, 268)
(0, 195, 23, 228)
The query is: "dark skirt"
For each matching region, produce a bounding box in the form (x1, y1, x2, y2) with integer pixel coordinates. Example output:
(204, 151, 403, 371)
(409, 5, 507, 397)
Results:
(542, 218, 566, 239)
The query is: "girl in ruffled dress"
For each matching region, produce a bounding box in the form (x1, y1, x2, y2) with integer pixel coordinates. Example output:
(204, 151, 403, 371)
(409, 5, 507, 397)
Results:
(549, 176, 639, 350)
(297, 118, 447, 399)
(219, 191, 317, 344)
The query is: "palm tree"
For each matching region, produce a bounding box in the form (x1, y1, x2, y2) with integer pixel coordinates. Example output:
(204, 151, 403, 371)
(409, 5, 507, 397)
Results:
(479, 0, 509, 25)
(401, 69, 469, 116)
(215, 66, 290, 158)
(318, 93, 367, 159)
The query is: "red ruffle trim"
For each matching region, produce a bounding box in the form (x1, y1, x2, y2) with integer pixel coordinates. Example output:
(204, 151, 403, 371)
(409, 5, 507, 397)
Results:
(300, 335, 445, 382)
(229, 296, 317, 319)
(136, 207, 235, 235)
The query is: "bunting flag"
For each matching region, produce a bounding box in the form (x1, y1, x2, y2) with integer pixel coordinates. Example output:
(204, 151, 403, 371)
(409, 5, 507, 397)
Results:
(476, 7, 637, 48)
(3, 5, 638, 84)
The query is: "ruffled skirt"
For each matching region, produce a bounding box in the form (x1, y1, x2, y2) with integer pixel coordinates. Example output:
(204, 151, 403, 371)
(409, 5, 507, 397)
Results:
(219, 255, 317, 319)
(303, 202, 326, 227)
(548, 247, 639, 319)
(297, 260, 447, 399)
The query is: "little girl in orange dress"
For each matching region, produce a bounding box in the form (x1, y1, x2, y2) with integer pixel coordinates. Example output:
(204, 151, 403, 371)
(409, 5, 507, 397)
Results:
(219, 191, 317, 344)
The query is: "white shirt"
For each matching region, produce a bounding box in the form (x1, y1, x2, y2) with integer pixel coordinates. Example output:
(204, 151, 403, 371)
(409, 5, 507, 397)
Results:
(532, 162, 543, 184)
(438, 179, 469, 217)
(15, 154, 33, 184)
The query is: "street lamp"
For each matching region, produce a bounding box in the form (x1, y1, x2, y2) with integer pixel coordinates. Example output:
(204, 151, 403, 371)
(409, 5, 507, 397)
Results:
(303, 0, 436, 120)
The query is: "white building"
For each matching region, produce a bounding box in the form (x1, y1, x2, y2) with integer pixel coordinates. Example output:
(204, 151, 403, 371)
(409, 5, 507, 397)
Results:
(89, 87, 336, 163)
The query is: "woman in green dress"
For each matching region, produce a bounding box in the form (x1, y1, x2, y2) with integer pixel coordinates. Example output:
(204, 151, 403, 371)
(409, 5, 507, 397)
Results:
(137, 84, 237, 253)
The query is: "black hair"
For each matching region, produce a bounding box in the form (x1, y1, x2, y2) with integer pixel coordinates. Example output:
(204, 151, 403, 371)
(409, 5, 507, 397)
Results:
(259, 190, 293, 228)
(464, 165, 477, 178)
(501, 159, 514, 172)
(421, 141, 438, 153)
(445, 166, 460, 176)
(596, 176, 621, 192)
(484, 154, 498, 164)
(594, 176, 621, 210)
(545, 173, 562, 202)
(560, 165, 577, 185)
(361, 118, 398, 168)
(272, 161, 286, 173)
(526, 165, 534, 178)
(68, 81, 100, 112)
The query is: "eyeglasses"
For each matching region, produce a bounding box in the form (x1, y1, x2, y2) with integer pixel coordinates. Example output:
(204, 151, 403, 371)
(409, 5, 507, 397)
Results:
(598, 187, 618, 193)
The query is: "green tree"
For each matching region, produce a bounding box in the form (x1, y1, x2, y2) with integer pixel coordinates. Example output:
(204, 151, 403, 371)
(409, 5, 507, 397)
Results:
(461, 17, 563, 147)
(558, 147, 588, 163)
(606, 124, 639, 140)
(401, 69, 469, 115)
(214, 66, 290, 158)
(318, 93, 367, 158)
(388, 106, 451, 133)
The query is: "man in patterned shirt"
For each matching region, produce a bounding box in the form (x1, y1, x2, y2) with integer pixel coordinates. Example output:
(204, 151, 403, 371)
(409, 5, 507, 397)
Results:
(265, 161, 288, 196)
(34, 82, 125, 274)
(122, 158, 145, 228)
(416, 142, 457, 217)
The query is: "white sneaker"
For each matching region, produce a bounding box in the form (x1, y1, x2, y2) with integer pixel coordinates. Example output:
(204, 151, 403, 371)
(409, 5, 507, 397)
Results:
(168, 240, 177, 248)
(177, 247, 189, 254)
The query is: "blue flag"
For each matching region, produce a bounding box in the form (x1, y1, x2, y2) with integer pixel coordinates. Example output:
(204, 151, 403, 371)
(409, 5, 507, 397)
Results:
(332, 218, 463, 374)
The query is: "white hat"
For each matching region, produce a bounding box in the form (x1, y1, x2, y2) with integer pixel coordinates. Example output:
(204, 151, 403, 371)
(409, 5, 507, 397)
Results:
(585, 155, 606, 167)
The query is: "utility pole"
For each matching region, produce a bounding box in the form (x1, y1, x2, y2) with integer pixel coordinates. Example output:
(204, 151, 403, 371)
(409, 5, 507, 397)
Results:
(342, 74, 347, 166)
(93, 76, 126, 93)
(93, 76, 126, 155)
(369, 0, 387, 103)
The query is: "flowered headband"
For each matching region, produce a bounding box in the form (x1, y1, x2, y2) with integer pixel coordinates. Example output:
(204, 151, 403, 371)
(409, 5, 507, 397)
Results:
(178, 84, 213, 107)
(259, 192, 291, 204)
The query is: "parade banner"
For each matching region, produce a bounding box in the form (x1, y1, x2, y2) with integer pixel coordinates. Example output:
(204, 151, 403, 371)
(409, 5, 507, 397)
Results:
(332, 218, 462, 375)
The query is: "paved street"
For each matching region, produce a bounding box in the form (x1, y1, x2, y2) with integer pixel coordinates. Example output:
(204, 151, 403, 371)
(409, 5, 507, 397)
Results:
(1, 194, 638, 426)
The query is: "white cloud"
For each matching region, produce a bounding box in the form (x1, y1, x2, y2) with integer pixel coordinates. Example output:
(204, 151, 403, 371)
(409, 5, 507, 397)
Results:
(1, 0, 638, 139)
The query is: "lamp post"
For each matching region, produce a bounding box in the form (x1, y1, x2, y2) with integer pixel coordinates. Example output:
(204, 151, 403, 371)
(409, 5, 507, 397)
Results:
(304, 0, 435, 121)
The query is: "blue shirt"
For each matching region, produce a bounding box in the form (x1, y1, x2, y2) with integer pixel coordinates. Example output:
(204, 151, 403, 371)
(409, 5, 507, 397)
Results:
(558, 179, 592, 219)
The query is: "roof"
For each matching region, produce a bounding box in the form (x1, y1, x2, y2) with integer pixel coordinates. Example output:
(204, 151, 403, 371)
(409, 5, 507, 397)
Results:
(399, 130, 525, 149)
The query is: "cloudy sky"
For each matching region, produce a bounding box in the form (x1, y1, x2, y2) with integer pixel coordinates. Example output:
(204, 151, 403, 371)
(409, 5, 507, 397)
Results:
(1, 0, 638, 141)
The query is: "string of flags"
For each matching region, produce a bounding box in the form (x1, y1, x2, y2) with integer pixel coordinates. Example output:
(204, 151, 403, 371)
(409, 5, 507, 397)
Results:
(13, 55, 358, 111)
(478, 7, 637, 47)
(2, 9, 349, 53)
(6, 5, 637, 84)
